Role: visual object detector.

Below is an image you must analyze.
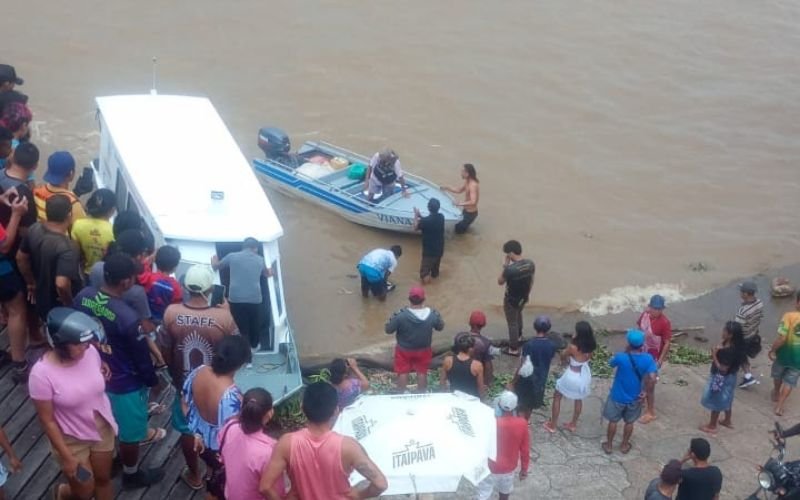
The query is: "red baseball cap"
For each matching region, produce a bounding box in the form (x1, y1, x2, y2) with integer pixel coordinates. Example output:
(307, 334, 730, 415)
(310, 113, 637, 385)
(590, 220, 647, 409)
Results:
(469, 310, 487, 328)
(408, 286, 426, 301)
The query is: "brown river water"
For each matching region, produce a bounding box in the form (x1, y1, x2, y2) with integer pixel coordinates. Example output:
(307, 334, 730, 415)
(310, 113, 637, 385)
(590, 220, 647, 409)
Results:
(7, 1, 800, 355)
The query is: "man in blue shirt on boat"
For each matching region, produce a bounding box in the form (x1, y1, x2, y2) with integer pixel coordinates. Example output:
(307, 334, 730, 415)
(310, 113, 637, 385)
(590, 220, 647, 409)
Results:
(365, 149, 408, 201)
(357, 245, 402, 301)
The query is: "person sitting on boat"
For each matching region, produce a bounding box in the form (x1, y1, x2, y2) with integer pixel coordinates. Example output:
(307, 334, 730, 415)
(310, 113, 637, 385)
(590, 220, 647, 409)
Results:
(365, 148, 408, 201)
(356, 245, 402, 301)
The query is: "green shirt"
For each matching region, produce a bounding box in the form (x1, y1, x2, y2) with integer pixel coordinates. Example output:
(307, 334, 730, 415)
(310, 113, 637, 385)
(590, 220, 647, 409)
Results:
(777, 311, 800, 369)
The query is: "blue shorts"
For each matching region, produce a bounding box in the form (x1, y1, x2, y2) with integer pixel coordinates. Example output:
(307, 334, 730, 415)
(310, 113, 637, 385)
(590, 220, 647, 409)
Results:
(602, 398, 642, 424)
(108, 388, 149, 443)
(772, 361, 800, 388)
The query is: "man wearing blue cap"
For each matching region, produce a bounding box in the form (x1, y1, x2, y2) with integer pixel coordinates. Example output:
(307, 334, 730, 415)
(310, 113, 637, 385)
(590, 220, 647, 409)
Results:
(602, 329, 658, 455)
(33, 151, 85, 223)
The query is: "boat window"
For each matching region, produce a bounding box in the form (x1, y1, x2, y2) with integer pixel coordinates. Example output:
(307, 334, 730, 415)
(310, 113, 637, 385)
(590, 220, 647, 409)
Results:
(126, 193, 138, 214)
(115, 171, 128, 214)
(271, 260, 284, 317)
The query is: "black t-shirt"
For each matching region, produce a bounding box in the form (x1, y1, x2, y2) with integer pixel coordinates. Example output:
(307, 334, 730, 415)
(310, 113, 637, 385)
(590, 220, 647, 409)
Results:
(20, 223, 82, 318)
(503, 258, 535, 306)
(0, 172, 37, 228)
(418, 213, 445, 257)
(676, 466, 723, 500)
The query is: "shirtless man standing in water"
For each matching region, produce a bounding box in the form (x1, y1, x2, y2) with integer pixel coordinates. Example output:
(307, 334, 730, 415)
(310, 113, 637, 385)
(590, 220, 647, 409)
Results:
(441, 163, 479, 234)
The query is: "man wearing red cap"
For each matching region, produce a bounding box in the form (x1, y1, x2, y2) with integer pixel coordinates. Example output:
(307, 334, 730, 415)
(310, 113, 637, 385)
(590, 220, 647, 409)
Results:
(455, 311, 495, 386)
(385, 286, 445, 392)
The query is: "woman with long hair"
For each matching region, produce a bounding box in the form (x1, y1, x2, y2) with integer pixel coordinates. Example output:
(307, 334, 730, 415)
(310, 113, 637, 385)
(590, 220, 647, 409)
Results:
(220, 388, 286, 500)
(29, 308, 116, 500)
(544, 321, 597, 433)
(183, 334, 252, 499)
(700, 321, 748, 434)
(329, 358, 370, 408)
(441, 163, 480, 234)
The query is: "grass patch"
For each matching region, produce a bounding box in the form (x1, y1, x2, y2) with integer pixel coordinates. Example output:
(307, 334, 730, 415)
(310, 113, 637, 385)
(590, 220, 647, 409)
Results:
(669, 343, 711, 366)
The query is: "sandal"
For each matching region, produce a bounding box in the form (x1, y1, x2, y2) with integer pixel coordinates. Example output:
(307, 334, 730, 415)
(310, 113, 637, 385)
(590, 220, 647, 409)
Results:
(180, 466, 204, 491)
(542, 421, 556, 434)
(601, 442, 613, 455)
(147, 402, 167, 416)
(699, 425, 718, 435)
(620, 441, 633, 454)
(562, 422, 577, 433)
(140, 427, 166, 446)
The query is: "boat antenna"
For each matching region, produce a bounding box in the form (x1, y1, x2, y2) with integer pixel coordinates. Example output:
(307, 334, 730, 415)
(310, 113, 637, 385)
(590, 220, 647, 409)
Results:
(150, 57, 158, 95)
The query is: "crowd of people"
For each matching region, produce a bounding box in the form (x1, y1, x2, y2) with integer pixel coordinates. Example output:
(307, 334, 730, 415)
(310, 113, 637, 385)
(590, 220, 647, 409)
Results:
(1, 61, 799, 500)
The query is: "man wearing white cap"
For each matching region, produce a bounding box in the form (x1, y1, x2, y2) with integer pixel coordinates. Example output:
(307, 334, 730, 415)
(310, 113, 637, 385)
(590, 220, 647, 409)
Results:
(477, 391, 530, 500)
(160, 264, 239, 490)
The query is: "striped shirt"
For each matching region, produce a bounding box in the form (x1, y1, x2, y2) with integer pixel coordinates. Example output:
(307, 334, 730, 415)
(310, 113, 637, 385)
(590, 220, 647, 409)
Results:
(735, 299, 764, 338)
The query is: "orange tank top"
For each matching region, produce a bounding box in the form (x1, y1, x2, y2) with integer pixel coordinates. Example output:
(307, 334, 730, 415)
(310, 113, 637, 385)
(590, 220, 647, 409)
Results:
(288, 428, 352, 500)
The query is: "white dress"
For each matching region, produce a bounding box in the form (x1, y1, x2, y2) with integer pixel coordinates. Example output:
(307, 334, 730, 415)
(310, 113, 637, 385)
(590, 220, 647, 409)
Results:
(555, 357, 592, 400)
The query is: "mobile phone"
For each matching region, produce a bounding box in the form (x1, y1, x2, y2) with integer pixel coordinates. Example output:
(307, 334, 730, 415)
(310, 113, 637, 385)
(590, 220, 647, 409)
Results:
(76, 464, 93, 482)
(210, 284, 226, 307)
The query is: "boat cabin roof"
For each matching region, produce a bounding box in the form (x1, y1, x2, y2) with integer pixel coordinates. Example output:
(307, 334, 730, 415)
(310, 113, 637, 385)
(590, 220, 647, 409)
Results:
(96, 94, 283, 243)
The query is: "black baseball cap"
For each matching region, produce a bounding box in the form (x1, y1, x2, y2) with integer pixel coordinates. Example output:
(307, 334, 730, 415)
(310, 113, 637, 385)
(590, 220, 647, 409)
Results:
(0, 65, 23, 85)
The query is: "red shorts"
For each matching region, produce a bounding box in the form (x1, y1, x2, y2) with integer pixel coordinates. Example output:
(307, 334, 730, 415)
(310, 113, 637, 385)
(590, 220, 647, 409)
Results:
(394, 346, 433, 374)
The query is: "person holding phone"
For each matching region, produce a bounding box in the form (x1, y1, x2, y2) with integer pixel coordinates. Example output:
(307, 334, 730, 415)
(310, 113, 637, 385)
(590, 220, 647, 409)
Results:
(29, 308, 117, 500)
(160, 264, 240, 490)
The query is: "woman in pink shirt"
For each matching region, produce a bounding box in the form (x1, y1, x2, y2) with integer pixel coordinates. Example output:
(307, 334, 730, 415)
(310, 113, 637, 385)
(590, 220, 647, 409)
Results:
(28, 308, 117, 500)
(220, 388, 285, 499)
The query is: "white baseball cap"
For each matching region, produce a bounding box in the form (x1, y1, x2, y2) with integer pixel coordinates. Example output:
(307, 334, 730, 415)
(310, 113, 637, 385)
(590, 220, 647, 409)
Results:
(184, 265, 214, 293)
(498, 390, 518, 412)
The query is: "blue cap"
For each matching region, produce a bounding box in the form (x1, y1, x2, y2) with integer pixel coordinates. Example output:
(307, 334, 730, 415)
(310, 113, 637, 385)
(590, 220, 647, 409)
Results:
(44, 151, 75, 185)
(627, 329, 645, 348)
(533, 315, 551, 333)
(648, 294, 666, 310)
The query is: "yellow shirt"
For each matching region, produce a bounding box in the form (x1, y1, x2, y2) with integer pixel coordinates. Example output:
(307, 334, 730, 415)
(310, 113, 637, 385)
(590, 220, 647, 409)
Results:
(70, 217, 114, 275)
(33, 184, 86, 222)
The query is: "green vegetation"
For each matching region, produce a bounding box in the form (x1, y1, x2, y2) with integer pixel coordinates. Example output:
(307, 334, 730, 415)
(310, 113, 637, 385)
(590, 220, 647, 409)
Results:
(589, 344, 614, 379)
(669, 343, 711, 365)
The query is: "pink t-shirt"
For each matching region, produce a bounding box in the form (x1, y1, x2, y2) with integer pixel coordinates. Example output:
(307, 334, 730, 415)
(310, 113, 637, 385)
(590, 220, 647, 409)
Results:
(28, 345, 118, 441)
(288, 428, 352, 500)
(219, 419, 285, 500)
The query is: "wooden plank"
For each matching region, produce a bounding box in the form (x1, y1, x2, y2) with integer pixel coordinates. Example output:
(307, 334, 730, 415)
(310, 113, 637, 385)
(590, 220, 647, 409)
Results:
(123, 445, 184, 500)
(11, 434, 63, 500)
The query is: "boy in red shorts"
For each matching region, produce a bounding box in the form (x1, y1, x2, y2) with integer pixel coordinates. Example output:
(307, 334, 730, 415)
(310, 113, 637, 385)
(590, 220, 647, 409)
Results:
(385, 286, 445, 392)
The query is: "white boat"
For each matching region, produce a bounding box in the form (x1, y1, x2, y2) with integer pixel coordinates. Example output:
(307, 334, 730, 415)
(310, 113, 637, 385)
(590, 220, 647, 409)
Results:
(92, 95, 303, 403)
(253, 127, 462, 234)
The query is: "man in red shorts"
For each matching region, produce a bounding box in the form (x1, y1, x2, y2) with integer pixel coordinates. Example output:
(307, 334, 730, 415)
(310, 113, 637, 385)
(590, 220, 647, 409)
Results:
(385, 286, 445, 392)
(637, 294, 672, 424)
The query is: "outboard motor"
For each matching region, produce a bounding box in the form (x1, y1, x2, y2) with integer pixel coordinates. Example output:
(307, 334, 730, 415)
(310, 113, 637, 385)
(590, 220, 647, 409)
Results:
(258, 127, 291, 160)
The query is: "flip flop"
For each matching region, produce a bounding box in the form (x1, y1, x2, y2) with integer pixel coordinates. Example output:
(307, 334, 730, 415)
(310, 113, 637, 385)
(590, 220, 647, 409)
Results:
(620, 441, 633, 454)
(147, 402, 167, 416)
(139, 427, 166, 446)
(639, 414, 657, 425)
(601, 442, 613, 455)
(699, 425, 718, 435)
(180, 466, 204, 491)
(542, 421, 556, 434)
(502, 348, 520, 357)
(562, 422, 577, 433)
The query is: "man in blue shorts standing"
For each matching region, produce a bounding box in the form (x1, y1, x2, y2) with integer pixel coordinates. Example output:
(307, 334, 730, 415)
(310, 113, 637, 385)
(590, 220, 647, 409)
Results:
(602, 329, 657, 455)
(356, 245, 402, 301)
